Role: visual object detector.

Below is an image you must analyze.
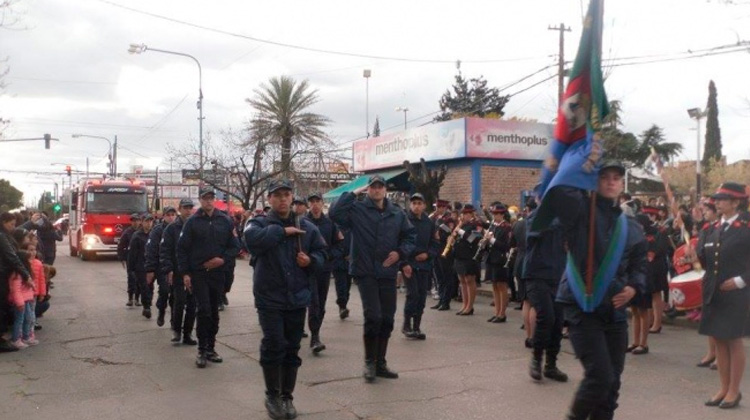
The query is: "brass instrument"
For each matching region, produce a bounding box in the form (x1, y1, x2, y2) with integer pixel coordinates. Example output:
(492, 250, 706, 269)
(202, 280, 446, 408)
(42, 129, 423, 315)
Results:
(473, 228, 494, 262)
(441, 219, 464, 258)
(503, 247, 516, 269)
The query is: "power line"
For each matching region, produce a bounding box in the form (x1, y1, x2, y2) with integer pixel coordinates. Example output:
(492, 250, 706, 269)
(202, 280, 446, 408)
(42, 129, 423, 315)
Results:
(95, 0, 549, 65)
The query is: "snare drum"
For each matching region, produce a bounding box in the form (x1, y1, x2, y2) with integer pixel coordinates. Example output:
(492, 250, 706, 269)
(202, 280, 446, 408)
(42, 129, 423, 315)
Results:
(669, 270, 704, 311)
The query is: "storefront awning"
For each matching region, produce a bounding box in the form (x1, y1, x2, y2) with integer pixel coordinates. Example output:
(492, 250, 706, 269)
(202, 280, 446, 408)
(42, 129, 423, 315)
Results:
(323, 169, 409, 201)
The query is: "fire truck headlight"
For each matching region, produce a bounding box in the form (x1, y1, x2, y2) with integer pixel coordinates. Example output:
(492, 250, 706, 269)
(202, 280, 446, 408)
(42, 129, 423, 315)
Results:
(84, 235, 100, 246)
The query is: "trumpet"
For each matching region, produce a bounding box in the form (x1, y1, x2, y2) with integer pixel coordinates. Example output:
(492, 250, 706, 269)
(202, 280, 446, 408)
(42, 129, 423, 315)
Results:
(473, 229, 493, 262)
(503, 247, 516, 269)
(441, 220, 464, 258)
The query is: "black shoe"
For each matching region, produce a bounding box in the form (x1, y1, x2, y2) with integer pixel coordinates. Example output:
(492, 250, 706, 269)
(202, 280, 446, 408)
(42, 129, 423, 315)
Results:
(363, 360, 376, 382)
(34, 323, 42, 331)
(339, 307, 349, 320)
(222, 295, 229, 306)
(302, 331, 309, 338)
(458, 308, 474, 316)
(376, 361, 399, 379)
(282, 397, 297, 419)
(218, 302, 225, 312)
(0, 339, 19, 353)
(263, 366, 285, 419)
(156, 309, 165, 327)
(281, 366, 298, 419)
(265, 395, 286, 420)
(402, 317, 413, 337)
(514, 304, 523, 311)
(182, 335, 198, 345)
(437, 305, 450, 311)
(719, 393, 741, 409)
(696, 357, 716, 367)
(171, 330, 181, 343)
(487, 316, 497, 322)
(430, 303, 441, 310)
(142, 307, 151, 319)
(205, 351, 223, 363)
(412, 329, 426, 340)
(126, 299, 133, 307)
(195, 352, 207, 368)
(705, 397, 725, 407)
(529, 357, 542, 381)
(544, 365, 569, 382)
(492, 316, 507, 323)
(311, 335, 326, 354)
(524, 338, 533, 349)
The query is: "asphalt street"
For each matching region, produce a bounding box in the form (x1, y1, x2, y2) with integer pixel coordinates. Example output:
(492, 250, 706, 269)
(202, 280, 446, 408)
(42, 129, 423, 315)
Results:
(1, 239, 748, 420)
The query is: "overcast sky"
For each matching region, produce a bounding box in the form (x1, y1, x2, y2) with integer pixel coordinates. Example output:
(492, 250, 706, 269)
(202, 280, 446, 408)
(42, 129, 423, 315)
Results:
(1, 0, 749, 206)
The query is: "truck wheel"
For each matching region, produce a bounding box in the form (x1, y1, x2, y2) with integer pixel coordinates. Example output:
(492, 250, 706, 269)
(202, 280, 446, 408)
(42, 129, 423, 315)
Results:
(69, 244, 78, 257)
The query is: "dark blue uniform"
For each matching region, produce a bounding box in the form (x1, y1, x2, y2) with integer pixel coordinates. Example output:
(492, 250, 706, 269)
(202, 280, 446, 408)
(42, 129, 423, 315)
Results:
(402, 211, 439, 335)
(548, 187, 647, 419)
(434, 220, 458, 309)
(128, 228, 153, 309)
(329, 192, 416, 378)
(177, 209, 240, 355)
(145, 222, 170, 319)
(331, 229, 353, 313)
(118, 226, 139, 301)
(159, 216, 196, 342)
(305, 212, 341, 342)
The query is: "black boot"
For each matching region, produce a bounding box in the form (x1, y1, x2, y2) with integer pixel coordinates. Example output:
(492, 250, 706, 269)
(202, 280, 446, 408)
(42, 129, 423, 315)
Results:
(363, 336, 377, 383)
(310, 333, 326, 354)
(142, 307, 151, 319)
(529, 351, 543, 381)
(195, 351, 207, 368)
(376, 337, 399, 379)
(126, 293, 134, 307)
(263, 366, 286, 420)
(171, 330, 181, 343)
(412, 314, 426, 340)
(543, 353, 568, 382)
(157, 309, 165, 327)
(565, 398, 591, 420)
(281, 366, 299, 419)
(401, 316, 413, 337)
(339, 306, 349, 320)
(182, 334, 197, 345)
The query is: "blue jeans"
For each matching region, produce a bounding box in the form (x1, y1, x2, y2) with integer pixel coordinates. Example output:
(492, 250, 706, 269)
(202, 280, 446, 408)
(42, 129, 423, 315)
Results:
(12, 300, 35, 341)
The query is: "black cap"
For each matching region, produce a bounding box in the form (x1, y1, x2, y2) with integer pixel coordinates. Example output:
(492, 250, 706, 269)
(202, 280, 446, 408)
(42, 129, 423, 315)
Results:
(598, 161, 626, 176)
(434, 199, 450, 208)
(142, 213, 155, 221)
(712, 182, 748, 200)
(293, 196, 306, 205)
(367, 175, 386, 187)
(461, 204, 476, 214)
(129, 213, 140, 221)
(199, 187, 215, 198)
(410, 193, 425, 202)
(490, 202, 507, 213)
(268, 179, 293, 194)
(163, 206, 176, 214)
(179, 198, 194, 208)
(307, 192, 323, 201)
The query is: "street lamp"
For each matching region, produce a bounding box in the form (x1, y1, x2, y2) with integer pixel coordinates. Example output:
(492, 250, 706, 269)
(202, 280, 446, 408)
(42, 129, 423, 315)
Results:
(129, 43, 204, 180)
(363, 69, 371, 138)
(71, 134, 116, 177)
(395, 106, 409, 130)
(687, 107, 708, 197)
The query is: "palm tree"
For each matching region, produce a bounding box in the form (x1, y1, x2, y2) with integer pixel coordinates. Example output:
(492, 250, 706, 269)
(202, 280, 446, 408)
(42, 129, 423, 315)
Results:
(246, 76, 330, 176)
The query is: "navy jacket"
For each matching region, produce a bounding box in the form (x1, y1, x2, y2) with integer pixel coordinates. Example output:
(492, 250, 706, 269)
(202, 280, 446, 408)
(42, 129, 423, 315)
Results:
(548, 187, 647, 321)
(523, 210, 566, 281)
(177, 208, 240, 274)
(486, 220, 513, 266)
(144, 223, 164, 275)
(244, 211, 327, 309)
(127, 229, 149, 274)
(117, 226, 136, 265)
(159, 216, 185, 275)
(330, 229, 351, 272)
(329, 192, 416, 279)
(453, 221, 483, 261)
(405, 211, 440, 271)
(305, 212, 341, 272)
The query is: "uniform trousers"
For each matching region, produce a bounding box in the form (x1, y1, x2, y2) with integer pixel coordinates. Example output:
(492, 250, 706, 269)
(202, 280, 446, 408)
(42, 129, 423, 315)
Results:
(155, 274, 171, 313)
(356, 276, 397, 339)
(308, 270, 331, 335)
(566, 306, 628, 420)
(135, 271, 153, 307)
(404, 269, 430, 317)
(258, 307, 306, 367)
(126, 269, 138, 296)
(527, 278, 564, 358)
(191, 270, 223, 352)
(436, 257, 457, 307)
(171, 275, 195, 337)
(333, 269, 352, 308)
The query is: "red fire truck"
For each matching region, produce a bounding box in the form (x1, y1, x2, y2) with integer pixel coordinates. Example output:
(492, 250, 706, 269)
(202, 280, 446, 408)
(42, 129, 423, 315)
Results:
(68, 178, 149, 261)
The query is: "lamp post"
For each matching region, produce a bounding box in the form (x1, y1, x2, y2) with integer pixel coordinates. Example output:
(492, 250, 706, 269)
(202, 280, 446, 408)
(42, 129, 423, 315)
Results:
(71, 134, 116, 176)
(395, 106, 409, 130)
(128, 43, 204, 180)
(687, 107, 707, 197)
(363, 69, 371, 138)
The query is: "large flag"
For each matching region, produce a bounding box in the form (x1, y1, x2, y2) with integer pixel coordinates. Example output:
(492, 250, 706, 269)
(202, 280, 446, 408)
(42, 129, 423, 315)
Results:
(531, 0, 609, 232)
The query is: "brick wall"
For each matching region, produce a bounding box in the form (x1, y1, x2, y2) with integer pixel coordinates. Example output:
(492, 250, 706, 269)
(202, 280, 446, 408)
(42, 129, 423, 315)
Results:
(439, 165, 473, 204)
(481, 165, 539, 208)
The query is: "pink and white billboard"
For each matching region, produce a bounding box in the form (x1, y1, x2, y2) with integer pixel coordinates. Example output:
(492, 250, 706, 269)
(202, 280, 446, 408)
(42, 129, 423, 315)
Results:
(465, 117, 552, 161)
(352, 119, 466, 172)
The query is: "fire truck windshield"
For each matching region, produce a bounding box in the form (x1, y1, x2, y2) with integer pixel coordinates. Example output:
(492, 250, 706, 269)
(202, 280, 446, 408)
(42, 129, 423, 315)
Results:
(86, 191, 148, 214)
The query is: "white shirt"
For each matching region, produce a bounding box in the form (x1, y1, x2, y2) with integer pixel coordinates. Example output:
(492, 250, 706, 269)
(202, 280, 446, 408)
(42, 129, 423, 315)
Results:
(719, 214, 746, 289)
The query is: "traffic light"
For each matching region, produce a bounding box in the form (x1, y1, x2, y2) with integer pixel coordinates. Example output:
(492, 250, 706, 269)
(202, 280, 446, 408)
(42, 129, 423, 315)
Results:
(65, 165, 71, 176)
(44, 133, 51, 149)
(52, 203, 62, 214)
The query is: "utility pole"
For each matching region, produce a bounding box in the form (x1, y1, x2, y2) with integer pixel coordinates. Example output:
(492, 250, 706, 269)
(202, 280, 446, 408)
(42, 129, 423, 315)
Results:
(548, 23, 571, 107)
(113, 135, 118, 177)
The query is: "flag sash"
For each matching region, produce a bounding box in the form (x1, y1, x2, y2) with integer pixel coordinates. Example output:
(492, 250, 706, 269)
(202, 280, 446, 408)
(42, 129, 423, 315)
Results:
(564, 212, 628, 312)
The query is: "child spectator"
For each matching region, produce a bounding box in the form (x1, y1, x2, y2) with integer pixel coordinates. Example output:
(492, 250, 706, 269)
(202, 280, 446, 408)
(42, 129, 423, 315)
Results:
(8, 250, 37, 348)
(27, 245, 47, 332)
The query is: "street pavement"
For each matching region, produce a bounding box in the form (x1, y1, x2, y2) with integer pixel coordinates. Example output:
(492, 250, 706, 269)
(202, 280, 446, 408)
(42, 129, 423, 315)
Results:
(1, 239, 749, 420)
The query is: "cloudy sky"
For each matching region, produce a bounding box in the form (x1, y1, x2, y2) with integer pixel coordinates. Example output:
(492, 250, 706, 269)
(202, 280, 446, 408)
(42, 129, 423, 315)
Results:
(1, 0, 749, 206)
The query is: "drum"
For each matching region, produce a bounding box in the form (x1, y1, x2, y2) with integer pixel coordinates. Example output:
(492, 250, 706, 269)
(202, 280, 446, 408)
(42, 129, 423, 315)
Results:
(669, 270, 704, 311)
(672, 238, 699, 275)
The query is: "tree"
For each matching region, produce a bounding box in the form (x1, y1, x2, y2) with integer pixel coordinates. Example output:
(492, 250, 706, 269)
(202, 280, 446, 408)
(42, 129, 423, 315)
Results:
(703, 80, 722, 167)
(246, 76, 330, 176)
(636, 125, 683, 164)
(600, 100, 640, 165)
(372, 116, 380, 137)
(434, 72, 509, 122)
(0, 178, 22, 209)
(402, 159, 447, 209)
